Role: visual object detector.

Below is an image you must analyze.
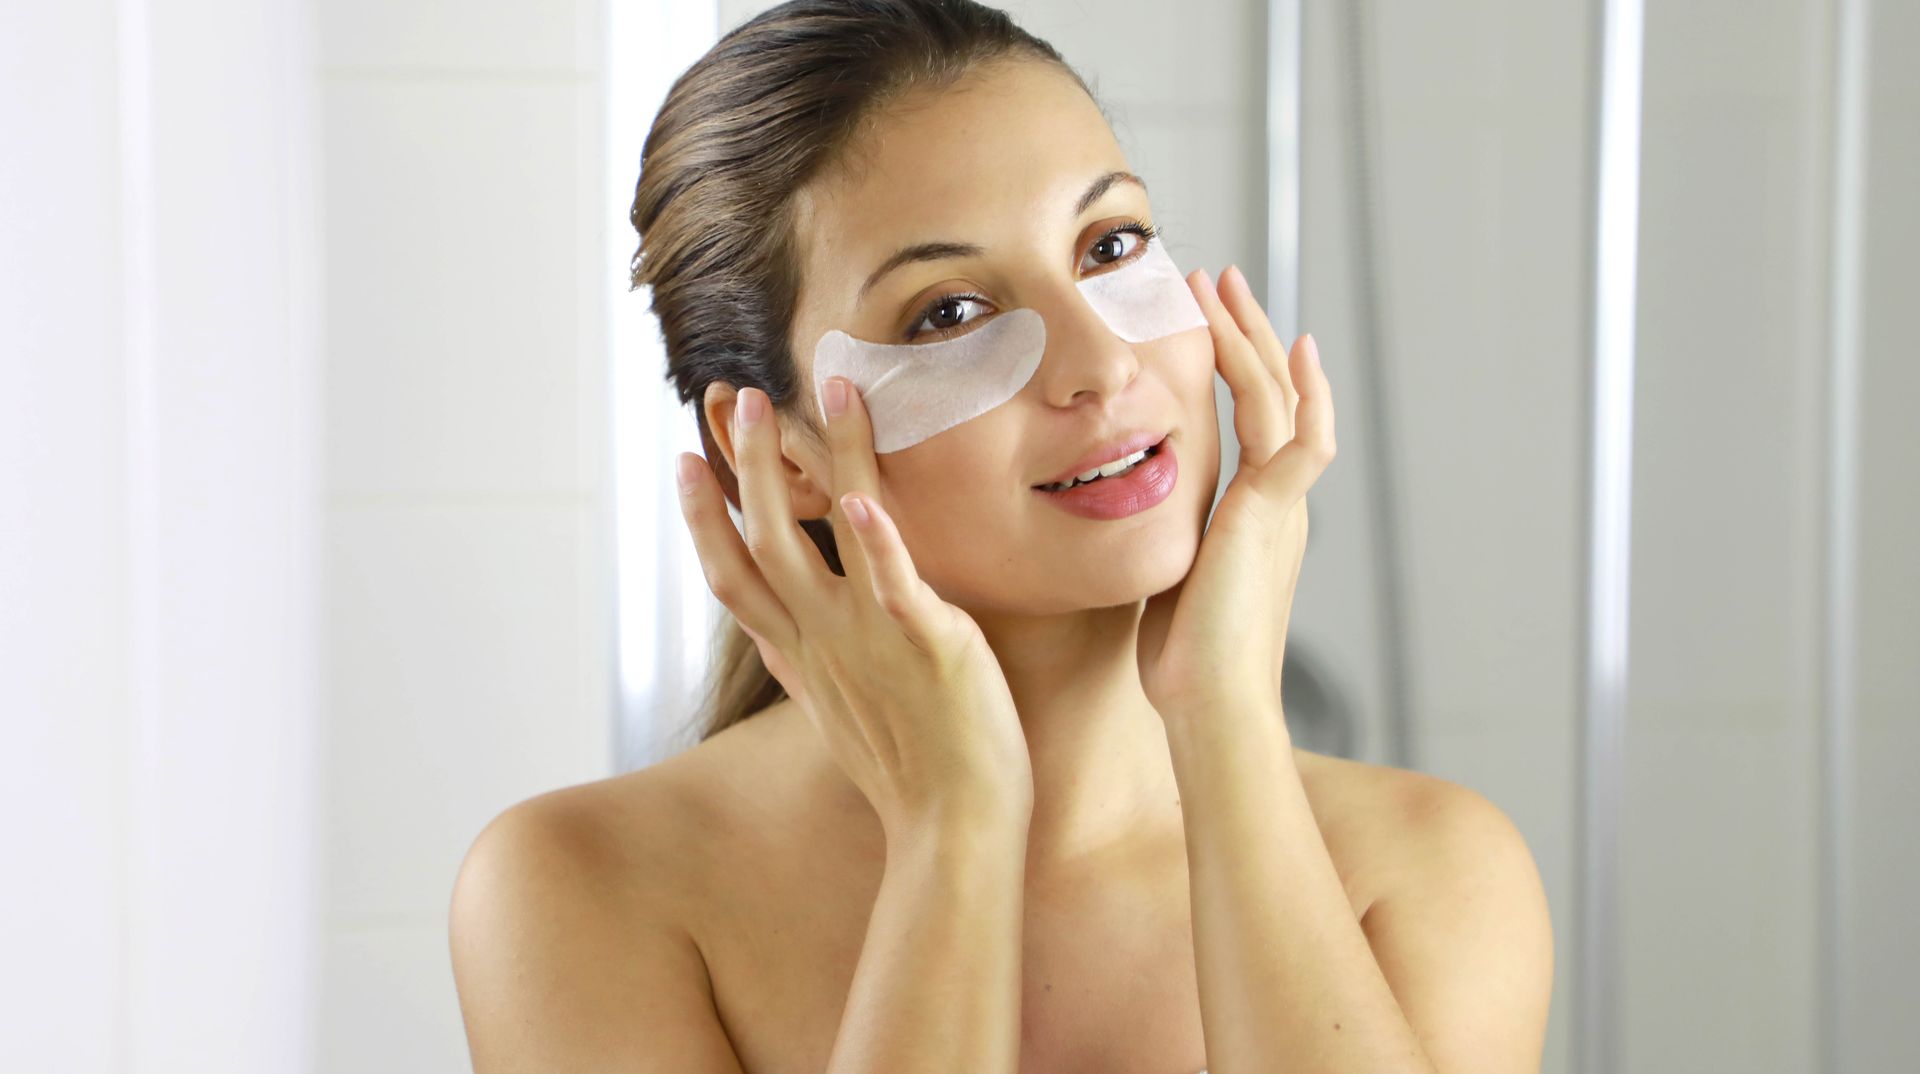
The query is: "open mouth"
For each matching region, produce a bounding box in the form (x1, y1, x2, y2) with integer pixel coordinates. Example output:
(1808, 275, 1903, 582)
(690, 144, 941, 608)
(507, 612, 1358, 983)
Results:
(1032, 438, 1165, 493)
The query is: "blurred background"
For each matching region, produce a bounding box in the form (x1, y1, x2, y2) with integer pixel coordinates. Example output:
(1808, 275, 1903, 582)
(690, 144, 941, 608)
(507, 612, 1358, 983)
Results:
(4, 0, 1914, 1071)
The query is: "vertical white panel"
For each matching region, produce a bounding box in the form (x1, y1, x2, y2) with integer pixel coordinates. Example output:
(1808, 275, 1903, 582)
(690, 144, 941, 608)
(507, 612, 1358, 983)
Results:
(0, 0, 135, 1068)
(1821, 2, 1869, 1070)
(125, 0, 325, 1068)
(2, 0, 324, 1070)
(1577, 0, 1643, 1070)
(1266, 0, 1302, 340)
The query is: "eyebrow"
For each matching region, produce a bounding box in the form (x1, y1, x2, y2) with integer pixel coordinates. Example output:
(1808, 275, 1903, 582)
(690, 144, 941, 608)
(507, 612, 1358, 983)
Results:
(856, 170, 1149, 302)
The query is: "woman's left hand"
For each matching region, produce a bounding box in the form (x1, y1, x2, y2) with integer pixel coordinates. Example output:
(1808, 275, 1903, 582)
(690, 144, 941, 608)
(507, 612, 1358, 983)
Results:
(1136, 264, 1337, 721)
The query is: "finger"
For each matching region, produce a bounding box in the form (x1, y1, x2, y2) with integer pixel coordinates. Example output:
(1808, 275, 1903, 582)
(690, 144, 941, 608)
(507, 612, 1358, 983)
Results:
(1216, 264, 1299, 431)
(1189, 268, 1285, 462)
(1254, 333, 1339, 506)
(743, 606, 880, 782)
(676, 451, 799, 650)
(839, 491, 949, 655)
(740, 619, 813, 712)
(817, 375, 879, 598)
(1294, 333, 1336, 453)
(733, 385, 830, 609)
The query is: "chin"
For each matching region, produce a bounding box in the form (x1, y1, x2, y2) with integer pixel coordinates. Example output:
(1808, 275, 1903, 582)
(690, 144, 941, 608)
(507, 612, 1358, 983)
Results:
(934, 531, 1198, 617)
(921, 481, 1209, 612)
(1062, 526, 1200, 608)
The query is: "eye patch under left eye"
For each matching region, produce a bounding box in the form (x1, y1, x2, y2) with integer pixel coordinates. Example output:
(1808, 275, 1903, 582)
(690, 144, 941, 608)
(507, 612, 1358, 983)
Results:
(1076, 237, 1208, 342)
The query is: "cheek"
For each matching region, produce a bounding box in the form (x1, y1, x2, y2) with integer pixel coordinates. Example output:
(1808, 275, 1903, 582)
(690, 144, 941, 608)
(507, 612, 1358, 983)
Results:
(1164, 335, 1221, 432)
(1174, 330, 1218, 390)
(869, 441, 1029, 600)
(1168, 337, 1224, 488)
(874, 425, 1025, 524)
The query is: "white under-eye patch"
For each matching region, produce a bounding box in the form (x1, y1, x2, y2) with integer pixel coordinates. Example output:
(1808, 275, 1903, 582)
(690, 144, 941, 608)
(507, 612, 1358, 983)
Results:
(813, 237, 1208, 453)
(812, 307, 1048, 455)
(1075, 236, 1210, 343)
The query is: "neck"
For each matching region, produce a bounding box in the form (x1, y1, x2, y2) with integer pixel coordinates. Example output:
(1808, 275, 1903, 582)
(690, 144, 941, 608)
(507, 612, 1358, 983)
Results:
(779, 602, 1186, 881)
(966, 600, 1184, 874)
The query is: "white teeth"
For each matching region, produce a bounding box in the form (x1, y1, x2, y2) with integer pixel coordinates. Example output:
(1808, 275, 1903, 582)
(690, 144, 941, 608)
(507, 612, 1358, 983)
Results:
(1096, 448, 1149, 478)
(1043, 446, 1152, 491)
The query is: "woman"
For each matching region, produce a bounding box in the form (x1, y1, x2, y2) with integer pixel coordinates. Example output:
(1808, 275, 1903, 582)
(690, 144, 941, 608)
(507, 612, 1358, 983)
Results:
(449, 2, 1554, 1071)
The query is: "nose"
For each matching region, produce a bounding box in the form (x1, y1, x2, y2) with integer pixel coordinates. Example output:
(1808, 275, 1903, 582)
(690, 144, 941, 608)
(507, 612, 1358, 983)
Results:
(1030, 284, 1143, 408)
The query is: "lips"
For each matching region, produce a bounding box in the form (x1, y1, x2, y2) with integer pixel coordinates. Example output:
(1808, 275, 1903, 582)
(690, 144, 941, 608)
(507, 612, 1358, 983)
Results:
(1032, 437, 1179, 520)
(1033, 430, 1170, 488)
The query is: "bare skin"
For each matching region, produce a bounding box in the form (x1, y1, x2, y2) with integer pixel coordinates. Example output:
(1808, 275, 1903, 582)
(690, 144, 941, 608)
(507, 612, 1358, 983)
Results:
(504, 701, 1411, 1074)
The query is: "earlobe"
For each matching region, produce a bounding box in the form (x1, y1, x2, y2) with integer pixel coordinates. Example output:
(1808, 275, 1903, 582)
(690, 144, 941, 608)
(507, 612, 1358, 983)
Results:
(783, 436, 836, 521)
(788, 472, 834, 522)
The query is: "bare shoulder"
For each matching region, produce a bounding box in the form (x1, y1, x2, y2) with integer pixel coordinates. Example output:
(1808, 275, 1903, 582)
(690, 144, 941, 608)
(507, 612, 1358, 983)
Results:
(448, 726, 765, 1072)
(1289, 744, 1470, 823)
(451, 705, 789, 923)
(1307, 750, 1555, 1068)
(1287, 746, 1523, 917)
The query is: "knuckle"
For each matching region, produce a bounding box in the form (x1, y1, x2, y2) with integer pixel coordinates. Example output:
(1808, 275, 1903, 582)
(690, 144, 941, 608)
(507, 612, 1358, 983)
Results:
(742, 528, 777, 561)
(705, 571, 740, 606)
(875, 588, 913, 622)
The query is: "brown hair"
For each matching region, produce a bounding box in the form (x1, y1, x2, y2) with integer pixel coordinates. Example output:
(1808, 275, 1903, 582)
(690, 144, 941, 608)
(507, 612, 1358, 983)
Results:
(628, 0, 1101, 749)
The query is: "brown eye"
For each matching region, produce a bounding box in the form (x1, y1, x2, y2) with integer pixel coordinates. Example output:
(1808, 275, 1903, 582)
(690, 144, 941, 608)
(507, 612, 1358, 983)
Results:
(904, 292, 990, 342)
(929, 297, 969, 329)
(1080, 221, 1155, 273)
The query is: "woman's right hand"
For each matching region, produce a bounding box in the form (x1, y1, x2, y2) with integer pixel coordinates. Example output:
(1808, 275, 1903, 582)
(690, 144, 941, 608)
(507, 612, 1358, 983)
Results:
(676, 377, 1034, 844)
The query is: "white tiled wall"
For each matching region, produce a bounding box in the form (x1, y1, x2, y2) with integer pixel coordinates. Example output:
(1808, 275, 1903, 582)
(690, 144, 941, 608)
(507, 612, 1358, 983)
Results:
(315, 0, 615, 1068)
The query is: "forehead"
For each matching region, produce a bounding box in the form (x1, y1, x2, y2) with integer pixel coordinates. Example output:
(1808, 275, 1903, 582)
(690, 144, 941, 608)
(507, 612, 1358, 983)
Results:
(791, 59, 1131, 319)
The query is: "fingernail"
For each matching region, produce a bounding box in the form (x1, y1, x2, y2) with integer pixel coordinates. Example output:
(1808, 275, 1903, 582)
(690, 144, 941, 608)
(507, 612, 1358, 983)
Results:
(1195, 268, 1212, 291)
(842, 493, 871, 527)
(824, 377, 848, 419)
(675, 452, 701, 492)
(739, 387, 764, 426)
(1224, 264, 1243, 288)
(1305, 333, 1321, 368)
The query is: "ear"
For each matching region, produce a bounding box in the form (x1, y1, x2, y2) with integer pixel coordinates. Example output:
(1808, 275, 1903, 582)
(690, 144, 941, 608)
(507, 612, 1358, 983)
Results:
(700, 381, 834, 522)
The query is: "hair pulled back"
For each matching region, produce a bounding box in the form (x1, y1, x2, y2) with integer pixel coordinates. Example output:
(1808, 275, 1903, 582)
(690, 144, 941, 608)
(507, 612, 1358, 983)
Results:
(628, 0, 1098, 746)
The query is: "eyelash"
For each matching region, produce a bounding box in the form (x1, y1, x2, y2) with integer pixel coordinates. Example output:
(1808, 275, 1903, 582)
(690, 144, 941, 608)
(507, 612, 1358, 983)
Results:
(901, 218, 1162, 343)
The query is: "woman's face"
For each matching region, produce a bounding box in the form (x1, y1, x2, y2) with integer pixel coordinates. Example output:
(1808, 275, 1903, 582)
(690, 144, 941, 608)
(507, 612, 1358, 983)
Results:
(781, 58, 1221, 616)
